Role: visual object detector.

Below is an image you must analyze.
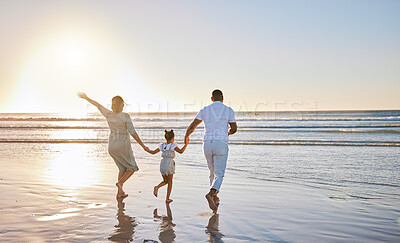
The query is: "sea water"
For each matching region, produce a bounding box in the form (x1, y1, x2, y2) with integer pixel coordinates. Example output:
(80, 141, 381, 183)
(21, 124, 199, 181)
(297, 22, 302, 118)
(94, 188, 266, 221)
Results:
(1, 111, 399, 200)
(0, 110, 399, 241)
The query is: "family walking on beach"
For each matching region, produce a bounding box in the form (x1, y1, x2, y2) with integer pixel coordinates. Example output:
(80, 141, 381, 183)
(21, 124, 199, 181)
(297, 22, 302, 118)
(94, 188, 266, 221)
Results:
(78, 89, 237, 213)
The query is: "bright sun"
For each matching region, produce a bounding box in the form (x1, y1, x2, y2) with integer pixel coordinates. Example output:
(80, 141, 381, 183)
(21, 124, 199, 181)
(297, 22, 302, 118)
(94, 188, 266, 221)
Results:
(9, 31, 150, 113)
(10, 33, 115, 112)
(64, 39, 88, 68)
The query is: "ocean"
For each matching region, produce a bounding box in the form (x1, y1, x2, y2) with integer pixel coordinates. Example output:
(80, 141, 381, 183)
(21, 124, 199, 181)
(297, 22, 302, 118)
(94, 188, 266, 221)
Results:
(1, 110, 399, 242)
(1, 110, 400, 200)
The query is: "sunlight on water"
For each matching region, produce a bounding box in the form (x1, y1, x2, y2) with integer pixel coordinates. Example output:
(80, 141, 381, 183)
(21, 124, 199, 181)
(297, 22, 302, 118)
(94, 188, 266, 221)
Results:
(61, 208, 81, 213)
(48, 127, 95, 139)
(46, 143, 99, 188)
(37, 213, 79, 221)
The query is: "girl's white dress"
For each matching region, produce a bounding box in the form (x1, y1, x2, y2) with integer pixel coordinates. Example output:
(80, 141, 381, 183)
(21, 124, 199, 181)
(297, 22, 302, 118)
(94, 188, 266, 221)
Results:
(159, 142, 177, 175)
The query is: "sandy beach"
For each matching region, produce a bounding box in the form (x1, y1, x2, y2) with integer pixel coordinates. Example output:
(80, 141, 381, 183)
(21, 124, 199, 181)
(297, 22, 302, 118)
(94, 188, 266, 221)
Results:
(1, 141, 399, 242)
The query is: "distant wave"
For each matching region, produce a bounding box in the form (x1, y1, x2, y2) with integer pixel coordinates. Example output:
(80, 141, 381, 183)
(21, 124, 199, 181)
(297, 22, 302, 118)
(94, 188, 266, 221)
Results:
(236, 117, 400, 122)
(0, 117, 192, 122)
(1, 125, 399, 135)
(239, 125, 400, 129)
(0, 117, 106, 122)
(1, 139, 399, 147)
(238, 128, 400, 134)
(1, 117, 399, 122)
(0, 126, 110, 129)
(1, 124, 399, 129)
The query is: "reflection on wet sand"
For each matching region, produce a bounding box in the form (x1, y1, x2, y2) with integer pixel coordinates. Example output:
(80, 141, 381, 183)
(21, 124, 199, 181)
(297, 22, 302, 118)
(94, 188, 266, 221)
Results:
(108, 198, 137, 242)
(153, 202, 176, 243)
(206, 214, 224, 243)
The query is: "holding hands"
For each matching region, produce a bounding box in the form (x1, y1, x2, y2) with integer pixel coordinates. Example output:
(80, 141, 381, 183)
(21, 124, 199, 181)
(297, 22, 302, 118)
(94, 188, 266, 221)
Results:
(143, 145, 151, 153)
(144, 136, 190, 155)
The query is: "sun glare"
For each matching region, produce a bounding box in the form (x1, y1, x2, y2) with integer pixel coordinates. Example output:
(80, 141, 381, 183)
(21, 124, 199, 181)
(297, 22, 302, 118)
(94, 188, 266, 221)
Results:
(10, 33, 108, 112)
(58, 36, 93, 69)
(9, 29, 153, 113)
(65, 41, 86, 67)
(47, 144, 99, 188)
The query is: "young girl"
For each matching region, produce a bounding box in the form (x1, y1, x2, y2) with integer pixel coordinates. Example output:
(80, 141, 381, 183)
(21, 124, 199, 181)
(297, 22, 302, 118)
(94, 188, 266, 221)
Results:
(146, 130, 189, 203)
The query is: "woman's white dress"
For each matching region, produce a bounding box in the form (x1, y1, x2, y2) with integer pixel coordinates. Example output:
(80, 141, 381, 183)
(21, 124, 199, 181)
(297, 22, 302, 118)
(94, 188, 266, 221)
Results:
(99, 106, 139, 172)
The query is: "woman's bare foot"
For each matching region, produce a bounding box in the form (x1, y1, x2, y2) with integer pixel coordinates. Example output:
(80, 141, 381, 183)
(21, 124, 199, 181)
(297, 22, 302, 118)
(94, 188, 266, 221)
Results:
(166, 198, 173, 203)
(205, 193, 217, 211)
(153, 186, 158, 197)
(116, 193, 128, 198)
(116, 182, 125, 195)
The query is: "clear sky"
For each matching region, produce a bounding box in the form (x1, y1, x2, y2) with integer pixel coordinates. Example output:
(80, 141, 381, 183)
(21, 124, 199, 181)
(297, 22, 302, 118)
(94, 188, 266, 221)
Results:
(0, 0, 399, 113)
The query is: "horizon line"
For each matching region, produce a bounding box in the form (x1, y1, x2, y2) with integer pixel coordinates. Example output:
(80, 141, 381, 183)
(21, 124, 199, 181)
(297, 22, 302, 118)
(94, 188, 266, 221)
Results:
(0, 108, 399, 114)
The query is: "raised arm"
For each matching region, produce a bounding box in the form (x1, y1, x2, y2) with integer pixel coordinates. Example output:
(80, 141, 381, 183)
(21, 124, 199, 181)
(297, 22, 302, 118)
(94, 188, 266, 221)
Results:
(228, 122, 237, 135)
(184, 119, 202, 141)
(77, 92, 103, 109)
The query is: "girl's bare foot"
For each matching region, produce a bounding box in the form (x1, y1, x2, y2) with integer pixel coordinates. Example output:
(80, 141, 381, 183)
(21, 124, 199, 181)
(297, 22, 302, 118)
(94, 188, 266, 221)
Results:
(153, 186, 158, 197)
(166, 198, 173, 203)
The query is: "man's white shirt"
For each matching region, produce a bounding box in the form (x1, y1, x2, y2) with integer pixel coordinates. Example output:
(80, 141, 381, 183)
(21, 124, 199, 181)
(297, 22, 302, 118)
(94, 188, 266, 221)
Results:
(195, 101, 236, 144)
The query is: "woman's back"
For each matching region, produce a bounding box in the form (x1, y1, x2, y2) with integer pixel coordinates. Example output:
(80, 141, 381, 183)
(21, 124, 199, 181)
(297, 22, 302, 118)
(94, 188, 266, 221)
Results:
(99, 106, 136, 137)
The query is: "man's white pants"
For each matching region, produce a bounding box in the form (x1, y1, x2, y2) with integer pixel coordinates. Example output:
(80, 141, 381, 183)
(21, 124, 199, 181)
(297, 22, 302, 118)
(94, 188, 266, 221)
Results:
(203, 140, 229, 192)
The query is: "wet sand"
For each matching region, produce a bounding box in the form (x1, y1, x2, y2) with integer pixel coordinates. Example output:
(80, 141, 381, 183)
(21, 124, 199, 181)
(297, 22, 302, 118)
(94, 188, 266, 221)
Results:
(1, 143, 399, 242)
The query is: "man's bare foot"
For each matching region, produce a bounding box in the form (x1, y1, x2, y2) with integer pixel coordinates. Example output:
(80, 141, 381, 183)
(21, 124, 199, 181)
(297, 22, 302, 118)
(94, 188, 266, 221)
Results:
(166, 199, 173, 203)
(213, 205, 218, 214)
(214, 195, 220, 206)
(205, 193, 217, 211)
(153, 186, 158, 197)
(116, 182, 124, 195)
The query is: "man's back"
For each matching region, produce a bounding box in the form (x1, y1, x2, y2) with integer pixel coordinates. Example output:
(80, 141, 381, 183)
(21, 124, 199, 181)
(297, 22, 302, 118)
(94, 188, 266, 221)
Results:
(195, 101, 236, 143)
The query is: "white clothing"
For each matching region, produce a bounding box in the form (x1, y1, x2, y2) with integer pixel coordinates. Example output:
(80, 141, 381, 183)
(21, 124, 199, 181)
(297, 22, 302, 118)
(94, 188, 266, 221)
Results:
(158, 142, 177, 151)
(196, 101, 235, 192)
(195, 101, 236, 144)
(203, 140, 228, 191)
(98, 105, 139, 172)
(159, 142, 177, 175)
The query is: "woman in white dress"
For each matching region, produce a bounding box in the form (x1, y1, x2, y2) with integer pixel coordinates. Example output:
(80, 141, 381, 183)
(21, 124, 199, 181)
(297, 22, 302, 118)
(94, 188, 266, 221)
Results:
(78, 92, 148, 198)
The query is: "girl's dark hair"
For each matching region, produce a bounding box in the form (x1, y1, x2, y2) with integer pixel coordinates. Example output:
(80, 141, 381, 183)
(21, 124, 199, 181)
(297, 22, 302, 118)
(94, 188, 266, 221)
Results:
(164, 129, 174, 141)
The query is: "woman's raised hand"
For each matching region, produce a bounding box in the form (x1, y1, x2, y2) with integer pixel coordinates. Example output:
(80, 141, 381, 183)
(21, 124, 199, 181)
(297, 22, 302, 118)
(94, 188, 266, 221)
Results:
(77, 92, 89, 100)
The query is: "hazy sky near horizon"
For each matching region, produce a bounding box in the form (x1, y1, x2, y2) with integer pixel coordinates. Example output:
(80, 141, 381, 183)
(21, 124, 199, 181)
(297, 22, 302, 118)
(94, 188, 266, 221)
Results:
(0, 0, 399, 113)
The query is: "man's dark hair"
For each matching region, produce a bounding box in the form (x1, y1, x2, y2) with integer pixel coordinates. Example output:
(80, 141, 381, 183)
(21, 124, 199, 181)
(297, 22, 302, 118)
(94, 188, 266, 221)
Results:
(212, 89, 223, 101)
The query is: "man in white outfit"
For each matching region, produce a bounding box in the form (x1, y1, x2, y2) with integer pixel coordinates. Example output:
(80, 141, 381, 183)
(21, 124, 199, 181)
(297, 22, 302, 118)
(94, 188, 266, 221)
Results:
(185, 89, 237, 212)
